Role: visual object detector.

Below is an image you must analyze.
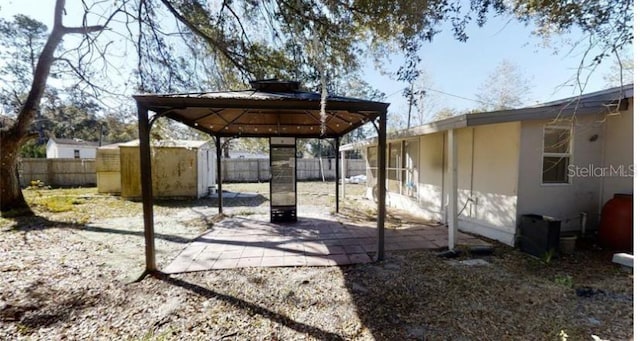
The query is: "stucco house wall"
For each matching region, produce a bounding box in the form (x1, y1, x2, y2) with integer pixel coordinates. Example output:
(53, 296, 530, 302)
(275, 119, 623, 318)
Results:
(363, 122, 521, 245)
(452, 123, 521, 245)
(417, 132, 445, 219)
(516, 113, 610, 233)
(356, 85, 633, 246)
(514, 94, 633, 237)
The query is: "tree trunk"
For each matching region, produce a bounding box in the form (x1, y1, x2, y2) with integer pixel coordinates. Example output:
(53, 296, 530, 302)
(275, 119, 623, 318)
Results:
(0, 0, 103, 216)
(223, 138, 230, 158)
(0, 6, 63, 216)
(0, 132, 32, 216)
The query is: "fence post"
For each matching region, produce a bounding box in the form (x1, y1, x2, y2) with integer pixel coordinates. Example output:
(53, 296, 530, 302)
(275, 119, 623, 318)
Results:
(256, 159, 260, 181)
(46, 159, 53, 186)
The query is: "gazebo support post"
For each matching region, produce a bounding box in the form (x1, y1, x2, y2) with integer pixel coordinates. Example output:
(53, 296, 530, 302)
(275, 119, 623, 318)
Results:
(137, 104, 156, 275)
(216, 136, 223, 214)
(340, 149, 346, 200)
(335, 137, 340, 213)
(376, 112, 387, 261)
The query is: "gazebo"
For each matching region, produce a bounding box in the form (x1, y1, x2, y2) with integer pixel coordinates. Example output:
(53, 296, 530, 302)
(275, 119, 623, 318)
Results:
(133, 80, 389, 276)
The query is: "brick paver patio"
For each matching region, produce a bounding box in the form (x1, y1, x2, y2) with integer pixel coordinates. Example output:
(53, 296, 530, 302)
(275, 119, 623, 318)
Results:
(163, 210, 490, 273)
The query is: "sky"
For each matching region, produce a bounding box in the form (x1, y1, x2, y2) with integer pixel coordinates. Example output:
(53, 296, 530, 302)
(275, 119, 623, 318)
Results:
(0, 0, 630, 121)
(360, 14, 628, 118)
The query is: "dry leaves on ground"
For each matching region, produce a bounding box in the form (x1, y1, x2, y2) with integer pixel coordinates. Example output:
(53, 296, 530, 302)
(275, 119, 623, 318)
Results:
(0, 184, 633, 340)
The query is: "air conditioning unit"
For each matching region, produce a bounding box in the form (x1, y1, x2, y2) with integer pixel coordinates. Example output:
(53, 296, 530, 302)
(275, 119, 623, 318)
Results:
(517, 214, 561, 258)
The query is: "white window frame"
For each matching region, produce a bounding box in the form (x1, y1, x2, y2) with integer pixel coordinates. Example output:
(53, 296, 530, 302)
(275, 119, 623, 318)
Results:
(541, 124, 573, 185)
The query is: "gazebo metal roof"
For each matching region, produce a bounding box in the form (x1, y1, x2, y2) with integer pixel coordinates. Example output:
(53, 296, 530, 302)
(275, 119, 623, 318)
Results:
(133, 80, 389, 138)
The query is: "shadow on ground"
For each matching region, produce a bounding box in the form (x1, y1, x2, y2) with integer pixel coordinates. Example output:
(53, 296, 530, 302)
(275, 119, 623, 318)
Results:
(151, 193, 268, 209)
(154, 274, 345, 340)
(3, 215, 195, 244)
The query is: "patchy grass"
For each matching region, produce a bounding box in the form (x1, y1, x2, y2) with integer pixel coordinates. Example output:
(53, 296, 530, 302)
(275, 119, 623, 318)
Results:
(19, 187, 140, 224)
(554, 274, 574, 288)
(20, 188, 94, 213)
(28, 195, 85, 213)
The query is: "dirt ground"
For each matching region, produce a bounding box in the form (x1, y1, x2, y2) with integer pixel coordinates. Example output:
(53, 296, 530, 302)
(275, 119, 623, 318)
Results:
(0, 182, 633, 340)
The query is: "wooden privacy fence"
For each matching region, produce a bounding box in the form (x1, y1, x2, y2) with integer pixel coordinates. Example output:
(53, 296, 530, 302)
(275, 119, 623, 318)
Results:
(18, 158, 365, 187)
(222, 158, 365, 182)
(19, 158, 96, 187)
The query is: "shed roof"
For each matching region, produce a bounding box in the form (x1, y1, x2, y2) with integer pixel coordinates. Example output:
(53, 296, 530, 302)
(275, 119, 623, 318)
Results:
(117, 139, 211, 149)
(49, 137, 100, 147)
(341, 83, 633, 151)
(133, 80, 389, 138)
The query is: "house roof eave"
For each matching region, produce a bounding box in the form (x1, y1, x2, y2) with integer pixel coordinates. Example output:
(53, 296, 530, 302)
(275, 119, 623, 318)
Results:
(339, 84, 634, 149)
(466, 98, 630, 127)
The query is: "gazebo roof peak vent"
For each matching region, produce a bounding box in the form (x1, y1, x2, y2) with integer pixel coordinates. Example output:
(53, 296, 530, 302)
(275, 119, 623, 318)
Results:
(249, 79, 301, 92)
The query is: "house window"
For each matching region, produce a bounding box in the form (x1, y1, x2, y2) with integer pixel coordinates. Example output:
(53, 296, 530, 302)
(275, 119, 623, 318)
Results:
(542, 125, 572, 183)
(74, 150, 80, 159)
(388, 142, 401, 181)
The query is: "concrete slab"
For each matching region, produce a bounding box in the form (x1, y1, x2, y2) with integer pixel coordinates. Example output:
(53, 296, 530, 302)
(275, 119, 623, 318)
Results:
(163, 209, 490, 274)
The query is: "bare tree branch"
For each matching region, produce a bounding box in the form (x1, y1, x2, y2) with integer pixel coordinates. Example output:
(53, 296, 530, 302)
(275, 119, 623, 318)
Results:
(158, 0, 251, 77)
(222, 2, 250, 43)
(62, 25, 104, 34)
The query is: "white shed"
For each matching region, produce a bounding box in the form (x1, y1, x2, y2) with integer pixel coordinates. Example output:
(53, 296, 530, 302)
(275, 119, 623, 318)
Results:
(46, 138, 99, 159)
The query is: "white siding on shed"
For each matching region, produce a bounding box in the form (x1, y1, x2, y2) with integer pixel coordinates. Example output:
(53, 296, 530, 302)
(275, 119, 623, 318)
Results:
(46, 139, 98, 159)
